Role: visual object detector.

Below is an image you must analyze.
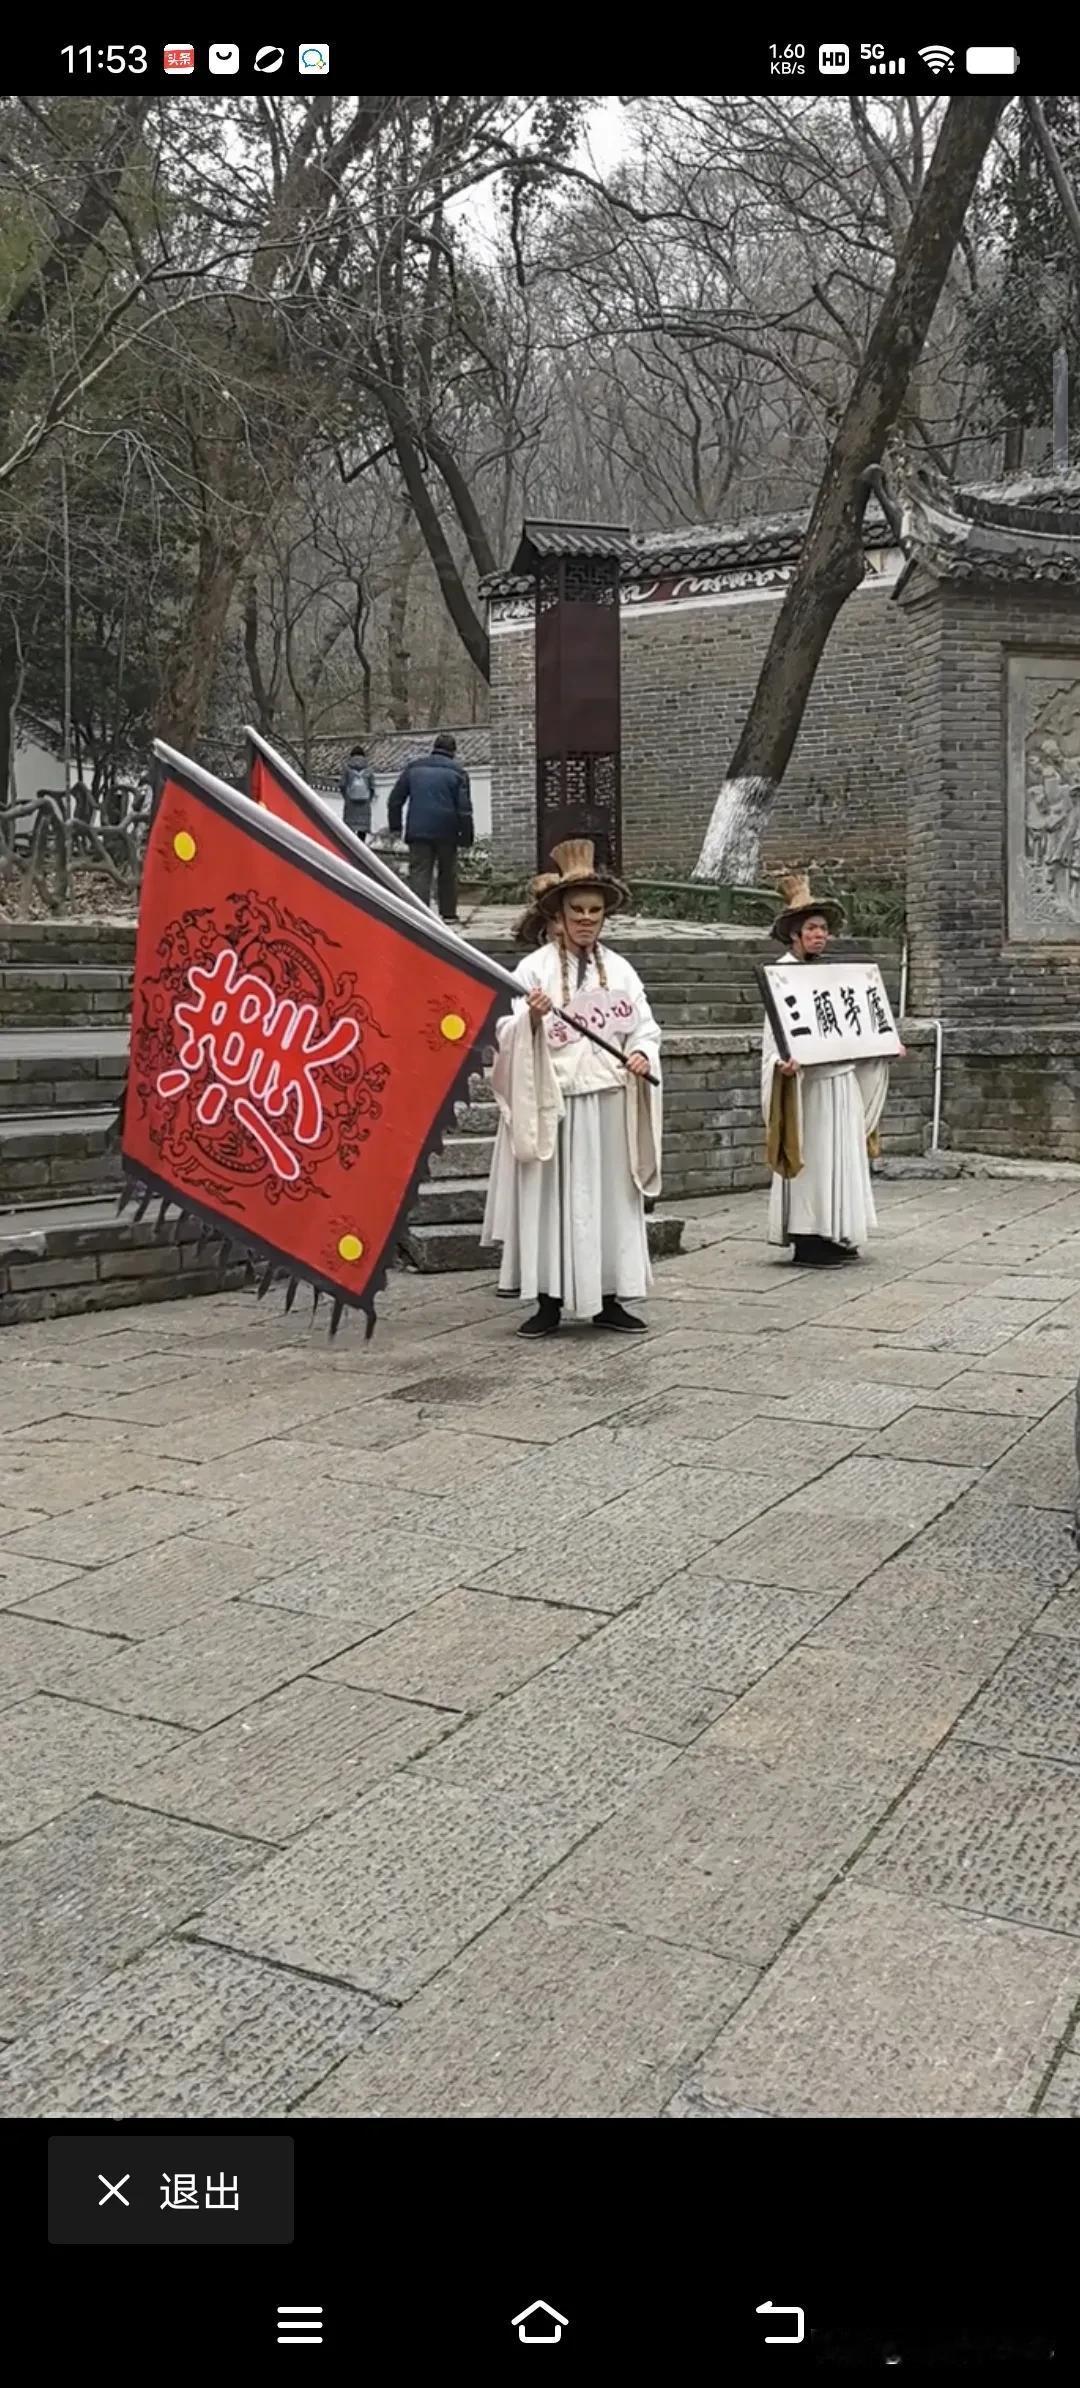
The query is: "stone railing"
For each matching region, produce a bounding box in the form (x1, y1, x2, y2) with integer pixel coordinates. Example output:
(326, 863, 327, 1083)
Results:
(0, 788, 150, 912)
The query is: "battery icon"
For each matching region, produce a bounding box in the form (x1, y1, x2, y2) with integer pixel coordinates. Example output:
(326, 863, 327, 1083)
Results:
(965, 47, 1019, 72)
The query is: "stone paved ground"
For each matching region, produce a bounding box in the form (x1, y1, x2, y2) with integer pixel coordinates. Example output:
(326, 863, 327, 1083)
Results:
(2, 1174, 1080, 2120)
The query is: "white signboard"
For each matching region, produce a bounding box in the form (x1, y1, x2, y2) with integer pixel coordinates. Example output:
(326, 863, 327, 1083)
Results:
(758, 961, 901, 1068)
(547, 986, 638, 1050)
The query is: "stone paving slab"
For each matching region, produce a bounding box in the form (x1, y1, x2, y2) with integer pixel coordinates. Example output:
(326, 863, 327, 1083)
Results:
(0, 1939, 384, 2120)
(413, 1669, 676, 1829)
(542, 1749, 887, 1969)
(982, 1401, 1075, 1509)
(861, 1407, 1030, 1468)
(907, 1370, 1073, 1418)
(0, 1611, 127, 1708)
(0, 1695, 188, 1840)
(192, 1774, 589, 2002)
(119, 1677, 452, 1842)
(11, 1533, 276, 1640)
(0, 1549, 86, 1609)
(672, 1881, 1080, 2119)
(247, 1535, 481, 1635)
(2, 1488, 231, 1568)
(357, 1427, 533, 1494)
(916, 1494, 1076, 1588)
(0, 1796, 264, 2037)
(1037, 2054, 1080, 2117)
(56, 1603, 363, 1730)
(755, 1379, 919, 1430)
(0, 1500, 49, 1536)
(468, 1475, 771, 1614)
(0, 1446, 203, 1515)
(298, 1904, 753, 2119)
(808, 1554, 1046, 1671)
(960, 1633, 1080, 1766)
(1038, 1577, 1080, 1639)
(853, 1739, 1080, 1938)
(784, 1453, 976, 1529)
(542, 1573, 833, 1743)
(705, 1506, 919, 1594)
(697, 1646, 981, 1791)
(317, 1587, 599, 1714)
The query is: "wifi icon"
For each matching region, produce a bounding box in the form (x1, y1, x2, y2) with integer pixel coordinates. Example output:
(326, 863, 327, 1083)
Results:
(919, 45, 955, 72)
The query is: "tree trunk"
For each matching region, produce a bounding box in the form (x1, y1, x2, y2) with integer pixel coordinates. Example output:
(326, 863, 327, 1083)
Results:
(389, 421, 490, 682)
(694, 96, 1006, 884)
(157, 531, 254, 749)
(386, 515, 418, 731)
(0, 617, 20, 814)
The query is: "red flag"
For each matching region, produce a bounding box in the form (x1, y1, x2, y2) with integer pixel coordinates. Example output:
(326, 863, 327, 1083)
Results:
(245, 727, 430, 919)
(121, 751, 508, 1329)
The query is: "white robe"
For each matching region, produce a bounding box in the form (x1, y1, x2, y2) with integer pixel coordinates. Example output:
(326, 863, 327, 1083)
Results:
(481, 942, 663, 1316)
(762, 1012, 889, 1250)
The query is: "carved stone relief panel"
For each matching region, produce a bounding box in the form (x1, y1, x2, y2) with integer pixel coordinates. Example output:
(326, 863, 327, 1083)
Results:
(1007, 653, 1080, 942)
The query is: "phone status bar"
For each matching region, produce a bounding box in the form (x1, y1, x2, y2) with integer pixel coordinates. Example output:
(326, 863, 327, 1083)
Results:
(0, 36, 1067, 95)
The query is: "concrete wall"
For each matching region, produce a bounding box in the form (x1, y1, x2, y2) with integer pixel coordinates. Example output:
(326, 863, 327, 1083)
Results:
(316, 770, 493, 842)
(490, 568, 910, 884)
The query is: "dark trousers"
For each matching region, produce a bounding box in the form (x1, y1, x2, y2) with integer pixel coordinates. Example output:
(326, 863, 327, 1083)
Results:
(409, 838, 458, 918)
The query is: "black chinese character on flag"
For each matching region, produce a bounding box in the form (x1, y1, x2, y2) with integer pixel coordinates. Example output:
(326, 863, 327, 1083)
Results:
(841, 986, 863, 1035)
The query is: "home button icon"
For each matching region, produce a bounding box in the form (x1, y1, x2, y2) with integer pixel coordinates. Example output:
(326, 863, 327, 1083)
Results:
(511, 2300, 570, 2345)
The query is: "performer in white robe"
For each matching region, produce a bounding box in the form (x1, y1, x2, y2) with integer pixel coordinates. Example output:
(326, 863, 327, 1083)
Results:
(761, 873, 893, 1267)
(481, 839, 662, 1335)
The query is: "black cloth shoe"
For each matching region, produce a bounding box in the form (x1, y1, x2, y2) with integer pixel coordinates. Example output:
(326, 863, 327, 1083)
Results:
(593, 1297, 647, 1333)
(519, 1296, 561, 1336)
(791, 1236, 849, 1268)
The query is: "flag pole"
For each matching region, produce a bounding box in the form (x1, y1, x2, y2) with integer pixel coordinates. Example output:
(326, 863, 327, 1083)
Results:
(240, 730, 658, 1089)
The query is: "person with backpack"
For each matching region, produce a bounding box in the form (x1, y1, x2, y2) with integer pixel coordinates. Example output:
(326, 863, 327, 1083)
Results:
(386, 734, 473, 923)
(339, 743, 376, 842)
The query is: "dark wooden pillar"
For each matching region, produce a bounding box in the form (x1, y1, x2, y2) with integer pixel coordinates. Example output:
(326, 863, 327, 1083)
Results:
(511, 523, 631, 873)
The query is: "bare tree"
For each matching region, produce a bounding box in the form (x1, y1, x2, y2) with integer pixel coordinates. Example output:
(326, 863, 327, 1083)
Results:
(693, 96, 1006, 883)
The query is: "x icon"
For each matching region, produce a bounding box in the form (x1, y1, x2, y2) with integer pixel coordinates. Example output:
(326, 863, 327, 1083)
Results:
(98, 2174, 131, 2207)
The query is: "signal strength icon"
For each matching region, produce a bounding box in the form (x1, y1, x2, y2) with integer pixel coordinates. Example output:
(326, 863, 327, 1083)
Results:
(919, 45, 955, 73)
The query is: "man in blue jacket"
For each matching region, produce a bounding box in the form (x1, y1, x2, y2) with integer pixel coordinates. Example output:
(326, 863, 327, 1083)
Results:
(386, 733, 473, 924)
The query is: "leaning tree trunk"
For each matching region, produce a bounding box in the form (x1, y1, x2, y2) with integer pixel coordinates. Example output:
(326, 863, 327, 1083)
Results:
(694, 95, 1006, 885)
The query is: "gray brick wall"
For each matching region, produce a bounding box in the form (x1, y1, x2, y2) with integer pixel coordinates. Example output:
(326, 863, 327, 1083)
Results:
(490, 581, 910, 883)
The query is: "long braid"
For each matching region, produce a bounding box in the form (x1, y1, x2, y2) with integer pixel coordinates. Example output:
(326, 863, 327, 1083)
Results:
(557, 928, 607, 1008)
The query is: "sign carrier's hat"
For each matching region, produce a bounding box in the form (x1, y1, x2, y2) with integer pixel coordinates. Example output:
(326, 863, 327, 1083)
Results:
(770, 870, 845, 946)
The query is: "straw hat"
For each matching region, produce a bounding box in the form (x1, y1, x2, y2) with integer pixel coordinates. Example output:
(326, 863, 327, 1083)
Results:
(770, 870, 845, 946)
(514, 838, 629, 946)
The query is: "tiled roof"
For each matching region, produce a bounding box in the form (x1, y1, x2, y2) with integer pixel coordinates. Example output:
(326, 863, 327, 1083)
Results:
(305, 728, 491, 780)
(898, 463, 1080, 587)
(510, 519, 636, 571)
(484, 502, 896, 598)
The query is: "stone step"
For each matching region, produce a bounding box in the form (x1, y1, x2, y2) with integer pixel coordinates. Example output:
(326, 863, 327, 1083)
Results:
(411, 1174, 490, 1226)
(0, 1197, 246, 1326)
(454, 1099, 497, 1134)
(0, 1107, 122, 1203)
(399, 1210, 685, 1276)
(0, 966, 131, 1026)
(427, 1134, 497, 1180)
(0, 1028, 128, 1112)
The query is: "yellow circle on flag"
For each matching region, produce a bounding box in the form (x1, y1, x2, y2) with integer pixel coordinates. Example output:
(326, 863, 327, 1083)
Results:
(440, 1012, 466, 1042)
(337, 1233, 364, 1263)
(173, 830, 197, 862)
